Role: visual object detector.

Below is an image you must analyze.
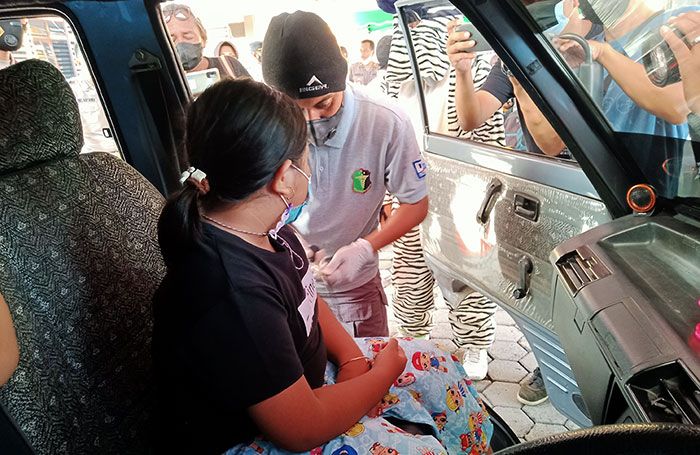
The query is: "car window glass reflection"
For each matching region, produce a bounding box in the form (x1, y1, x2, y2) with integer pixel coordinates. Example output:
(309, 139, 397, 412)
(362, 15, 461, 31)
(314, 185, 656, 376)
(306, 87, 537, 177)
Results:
(0, 16, 121, 157)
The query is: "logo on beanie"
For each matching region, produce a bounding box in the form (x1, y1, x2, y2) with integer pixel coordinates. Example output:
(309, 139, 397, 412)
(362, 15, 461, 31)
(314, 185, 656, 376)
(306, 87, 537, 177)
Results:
(300, 75, 329, 94)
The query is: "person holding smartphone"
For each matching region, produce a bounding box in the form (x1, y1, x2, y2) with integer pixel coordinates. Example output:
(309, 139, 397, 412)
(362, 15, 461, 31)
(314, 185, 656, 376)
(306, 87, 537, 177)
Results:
(662, 11, 700, 115)
(446, 18, 568, 157)
(163, 3, 250, 79)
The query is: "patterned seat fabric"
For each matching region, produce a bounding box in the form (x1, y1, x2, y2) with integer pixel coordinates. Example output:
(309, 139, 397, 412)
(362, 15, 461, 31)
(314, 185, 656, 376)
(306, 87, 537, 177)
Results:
(0, 60, 165, 453)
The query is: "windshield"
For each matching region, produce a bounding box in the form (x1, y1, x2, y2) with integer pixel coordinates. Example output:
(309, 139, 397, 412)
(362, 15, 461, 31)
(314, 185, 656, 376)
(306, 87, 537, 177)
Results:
(518, 0, 700, 201)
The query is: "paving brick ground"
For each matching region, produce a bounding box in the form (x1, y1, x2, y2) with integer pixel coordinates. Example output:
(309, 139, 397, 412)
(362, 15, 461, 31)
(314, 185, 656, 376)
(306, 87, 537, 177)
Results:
(379, 250, 580, 443)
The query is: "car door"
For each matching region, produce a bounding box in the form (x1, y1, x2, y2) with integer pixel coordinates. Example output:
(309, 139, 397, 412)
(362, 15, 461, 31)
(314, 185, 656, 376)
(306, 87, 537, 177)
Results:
(394, 0, 612, 426)
(398, 0, 700, 427)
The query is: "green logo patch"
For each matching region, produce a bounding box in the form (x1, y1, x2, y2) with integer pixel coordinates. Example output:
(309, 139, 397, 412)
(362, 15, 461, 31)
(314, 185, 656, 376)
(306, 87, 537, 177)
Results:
(352, 169, 371, 193)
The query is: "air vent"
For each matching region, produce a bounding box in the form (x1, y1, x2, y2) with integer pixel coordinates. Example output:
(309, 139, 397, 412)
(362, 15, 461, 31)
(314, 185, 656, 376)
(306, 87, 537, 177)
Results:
(556, 246, 611, 295)
(628, 363, 700, 425)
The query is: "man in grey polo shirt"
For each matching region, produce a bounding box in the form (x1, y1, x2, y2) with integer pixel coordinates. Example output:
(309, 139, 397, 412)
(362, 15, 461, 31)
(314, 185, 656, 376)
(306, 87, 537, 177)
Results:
(263, 11, 429, 337)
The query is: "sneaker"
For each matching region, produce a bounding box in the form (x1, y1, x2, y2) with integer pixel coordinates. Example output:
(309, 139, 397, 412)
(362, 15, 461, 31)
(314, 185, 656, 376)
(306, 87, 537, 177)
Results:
(462, 348, 488, 380)
(518, 367, 549, 406)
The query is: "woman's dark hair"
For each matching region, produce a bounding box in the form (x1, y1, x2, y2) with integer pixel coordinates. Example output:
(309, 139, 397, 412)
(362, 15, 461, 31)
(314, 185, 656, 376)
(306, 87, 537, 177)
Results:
(158, 78, 307, 266)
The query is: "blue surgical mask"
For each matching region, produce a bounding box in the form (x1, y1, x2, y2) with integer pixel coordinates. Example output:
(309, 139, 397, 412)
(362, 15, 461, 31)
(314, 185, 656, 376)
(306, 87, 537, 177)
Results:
(544, 1, 570, 37)
(269, 164, 312, 238)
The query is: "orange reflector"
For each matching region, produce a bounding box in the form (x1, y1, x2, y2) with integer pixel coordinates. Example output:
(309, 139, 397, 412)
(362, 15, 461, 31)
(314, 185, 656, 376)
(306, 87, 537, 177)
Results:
(626, 184, 656, 213)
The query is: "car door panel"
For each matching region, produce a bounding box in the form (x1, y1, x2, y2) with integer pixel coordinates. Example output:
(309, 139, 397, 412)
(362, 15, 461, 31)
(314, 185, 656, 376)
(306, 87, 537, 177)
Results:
(422, 136, 611, 330)
(421, 136, 609, 426)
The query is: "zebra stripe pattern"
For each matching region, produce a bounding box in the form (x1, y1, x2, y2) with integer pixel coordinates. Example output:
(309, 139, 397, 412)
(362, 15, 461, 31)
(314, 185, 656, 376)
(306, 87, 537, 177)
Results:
(448, 292, 498, 349)
(390, 225, 435, 337)
(384, 9, 499, 346)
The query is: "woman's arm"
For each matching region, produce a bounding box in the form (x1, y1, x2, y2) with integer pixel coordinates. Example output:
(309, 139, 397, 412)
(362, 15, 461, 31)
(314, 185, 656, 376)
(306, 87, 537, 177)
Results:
(249, 338, 406, 452)
(0, 293, 19, 386)
(317, 296, 370, 382)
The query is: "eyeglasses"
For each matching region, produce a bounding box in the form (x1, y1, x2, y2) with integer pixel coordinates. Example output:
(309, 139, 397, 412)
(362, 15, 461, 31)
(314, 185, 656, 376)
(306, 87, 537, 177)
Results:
(162, 6, 193, 23)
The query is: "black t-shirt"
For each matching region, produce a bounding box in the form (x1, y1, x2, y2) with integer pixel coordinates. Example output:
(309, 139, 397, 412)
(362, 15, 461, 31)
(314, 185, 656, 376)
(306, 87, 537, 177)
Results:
(481, 63, 543, 155)
(481, 25, 604, 158)
(206, 55, 251, 79)
(152, 224, 327, 454)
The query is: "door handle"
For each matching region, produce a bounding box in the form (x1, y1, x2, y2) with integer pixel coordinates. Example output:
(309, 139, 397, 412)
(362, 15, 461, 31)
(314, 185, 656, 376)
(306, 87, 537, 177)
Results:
(476, 178, 502, 225)
(514, 193, 539, 222)
(513, 256, 534, 299)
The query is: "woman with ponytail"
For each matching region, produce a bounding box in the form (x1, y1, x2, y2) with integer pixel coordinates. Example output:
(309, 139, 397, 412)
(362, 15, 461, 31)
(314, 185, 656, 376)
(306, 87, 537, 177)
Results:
(152, 78, 492, 455)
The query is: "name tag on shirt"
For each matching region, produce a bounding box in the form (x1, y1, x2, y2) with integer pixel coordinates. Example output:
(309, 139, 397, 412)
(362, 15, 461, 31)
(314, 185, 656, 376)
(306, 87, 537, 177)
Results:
(299, 268, 317, 336)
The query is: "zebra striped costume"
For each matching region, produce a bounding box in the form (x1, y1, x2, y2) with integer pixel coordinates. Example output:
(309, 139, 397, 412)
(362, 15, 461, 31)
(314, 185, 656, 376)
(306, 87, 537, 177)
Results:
(383, 9, 498, 349)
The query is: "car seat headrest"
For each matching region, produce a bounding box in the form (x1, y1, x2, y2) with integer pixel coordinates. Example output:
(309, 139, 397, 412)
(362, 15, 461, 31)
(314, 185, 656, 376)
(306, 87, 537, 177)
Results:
(0, 59, 83, 175)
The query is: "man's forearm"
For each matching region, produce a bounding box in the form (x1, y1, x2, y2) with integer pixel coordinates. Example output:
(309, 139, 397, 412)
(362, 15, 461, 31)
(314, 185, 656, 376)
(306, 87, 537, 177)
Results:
(515, 89, 566, 156)
(365, 196, 428, 252)
(455, 69, 484, 131)
(597, 43, 690, 124)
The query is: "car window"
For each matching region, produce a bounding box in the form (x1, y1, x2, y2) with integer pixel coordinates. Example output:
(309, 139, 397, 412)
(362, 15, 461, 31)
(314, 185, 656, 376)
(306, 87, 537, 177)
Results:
(517, 0, 700, 199)
(394, 0, 575, 161)
(1, 16, 121, 157)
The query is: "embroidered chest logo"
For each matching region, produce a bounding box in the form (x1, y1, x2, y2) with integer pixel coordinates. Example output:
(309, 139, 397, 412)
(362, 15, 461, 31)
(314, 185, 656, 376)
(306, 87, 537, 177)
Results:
(352, 169, 372, 193)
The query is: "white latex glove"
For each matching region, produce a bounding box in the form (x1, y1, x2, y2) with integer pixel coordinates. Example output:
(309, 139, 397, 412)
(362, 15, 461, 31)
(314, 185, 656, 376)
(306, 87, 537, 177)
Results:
(320, 238, 375, 289)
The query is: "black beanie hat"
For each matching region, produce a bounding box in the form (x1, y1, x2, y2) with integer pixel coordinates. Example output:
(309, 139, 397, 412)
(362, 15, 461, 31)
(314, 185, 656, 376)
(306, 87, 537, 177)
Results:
(262, 11, 347, 99)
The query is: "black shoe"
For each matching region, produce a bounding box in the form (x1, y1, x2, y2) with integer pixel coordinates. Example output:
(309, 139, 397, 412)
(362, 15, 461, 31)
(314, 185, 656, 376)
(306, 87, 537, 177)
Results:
(518, 367, 549, 406)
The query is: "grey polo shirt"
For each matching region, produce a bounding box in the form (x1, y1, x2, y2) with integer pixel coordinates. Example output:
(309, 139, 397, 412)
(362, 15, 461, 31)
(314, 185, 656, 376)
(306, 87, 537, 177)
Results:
(294, 85, 428, 293)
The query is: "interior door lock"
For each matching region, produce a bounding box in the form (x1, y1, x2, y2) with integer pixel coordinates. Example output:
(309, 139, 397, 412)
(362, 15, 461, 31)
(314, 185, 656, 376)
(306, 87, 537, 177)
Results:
(514, 193, 539, 222)
(513, 256, 534, 299)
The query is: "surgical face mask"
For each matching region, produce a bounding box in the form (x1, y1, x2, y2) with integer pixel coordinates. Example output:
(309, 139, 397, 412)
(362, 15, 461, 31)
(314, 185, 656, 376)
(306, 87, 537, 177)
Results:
(269, 164, 312, 238)
(307, 105, 344, 147)
(175, 42, 203, 71)
(579, 0, 630, 29)
(544, 1, 571, 37)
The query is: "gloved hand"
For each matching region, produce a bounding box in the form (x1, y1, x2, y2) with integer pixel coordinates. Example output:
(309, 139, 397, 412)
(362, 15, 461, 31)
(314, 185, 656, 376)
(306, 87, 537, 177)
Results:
(320, 238, 375, 289)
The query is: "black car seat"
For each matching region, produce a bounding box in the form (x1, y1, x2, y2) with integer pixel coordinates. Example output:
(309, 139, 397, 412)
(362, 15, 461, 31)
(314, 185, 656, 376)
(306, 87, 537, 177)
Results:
(0, 59, 165, 453)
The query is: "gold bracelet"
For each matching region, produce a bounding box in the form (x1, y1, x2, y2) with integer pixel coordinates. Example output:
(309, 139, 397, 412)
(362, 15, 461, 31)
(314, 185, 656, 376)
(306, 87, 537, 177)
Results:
(338, 356, 369, 370)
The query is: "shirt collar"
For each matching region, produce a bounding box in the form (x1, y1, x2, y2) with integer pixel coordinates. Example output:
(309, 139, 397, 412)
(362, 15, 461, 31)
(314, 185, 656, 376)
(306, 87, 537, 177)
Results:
(323, 86, 356, 150)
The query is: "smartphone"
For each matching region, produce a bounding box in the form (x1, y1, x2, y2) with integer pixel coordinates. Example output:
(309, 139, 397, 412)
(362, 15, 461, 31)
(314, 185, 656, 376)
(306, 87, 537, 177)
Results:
(186, 68, 221, 97)
(455, 23, 492, 53)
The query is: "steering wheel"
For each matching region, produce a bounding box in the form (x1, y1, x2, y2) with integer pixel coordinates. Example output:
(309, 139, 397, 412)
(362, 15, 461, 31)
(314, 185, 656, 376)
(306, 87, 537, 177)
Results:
(495, 423, 700, 455)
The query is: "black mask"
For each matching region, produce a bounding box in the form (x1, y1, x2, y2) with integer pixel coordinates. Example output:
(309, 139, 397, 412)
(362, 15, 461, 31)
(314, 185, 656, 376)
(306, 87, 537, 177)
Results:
(0, 19, 24, 52)
(175, 42, 203, 71)
(579, 0, 630, 28)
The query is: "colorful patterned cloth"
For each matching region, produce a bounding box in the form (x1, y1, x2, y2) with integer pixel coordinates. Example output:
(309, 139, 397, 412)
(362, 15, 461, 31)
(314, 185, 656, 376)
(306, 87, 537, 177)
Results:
(226, 338, 493, 454)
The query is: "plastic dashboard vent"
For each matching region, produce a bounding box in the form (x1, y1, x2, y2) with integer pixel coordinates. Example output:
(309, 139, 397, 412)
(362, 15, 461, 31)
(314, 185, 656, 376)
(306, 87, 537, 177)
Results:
(556, 246, 611, 295)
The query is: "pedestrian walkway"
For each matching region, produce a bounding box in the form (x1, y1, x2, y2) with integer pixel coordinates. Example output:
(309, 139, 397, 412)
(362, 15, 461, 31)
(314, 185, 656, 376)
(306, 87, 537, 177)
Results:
(379, 252, 580, 442)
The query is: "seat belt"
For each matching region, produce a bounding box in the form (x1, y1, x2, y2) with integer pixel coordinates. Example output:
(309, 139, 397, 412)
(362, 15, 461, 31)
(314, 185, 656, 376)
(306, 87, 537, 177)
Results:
(0, 402, 35, 454)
